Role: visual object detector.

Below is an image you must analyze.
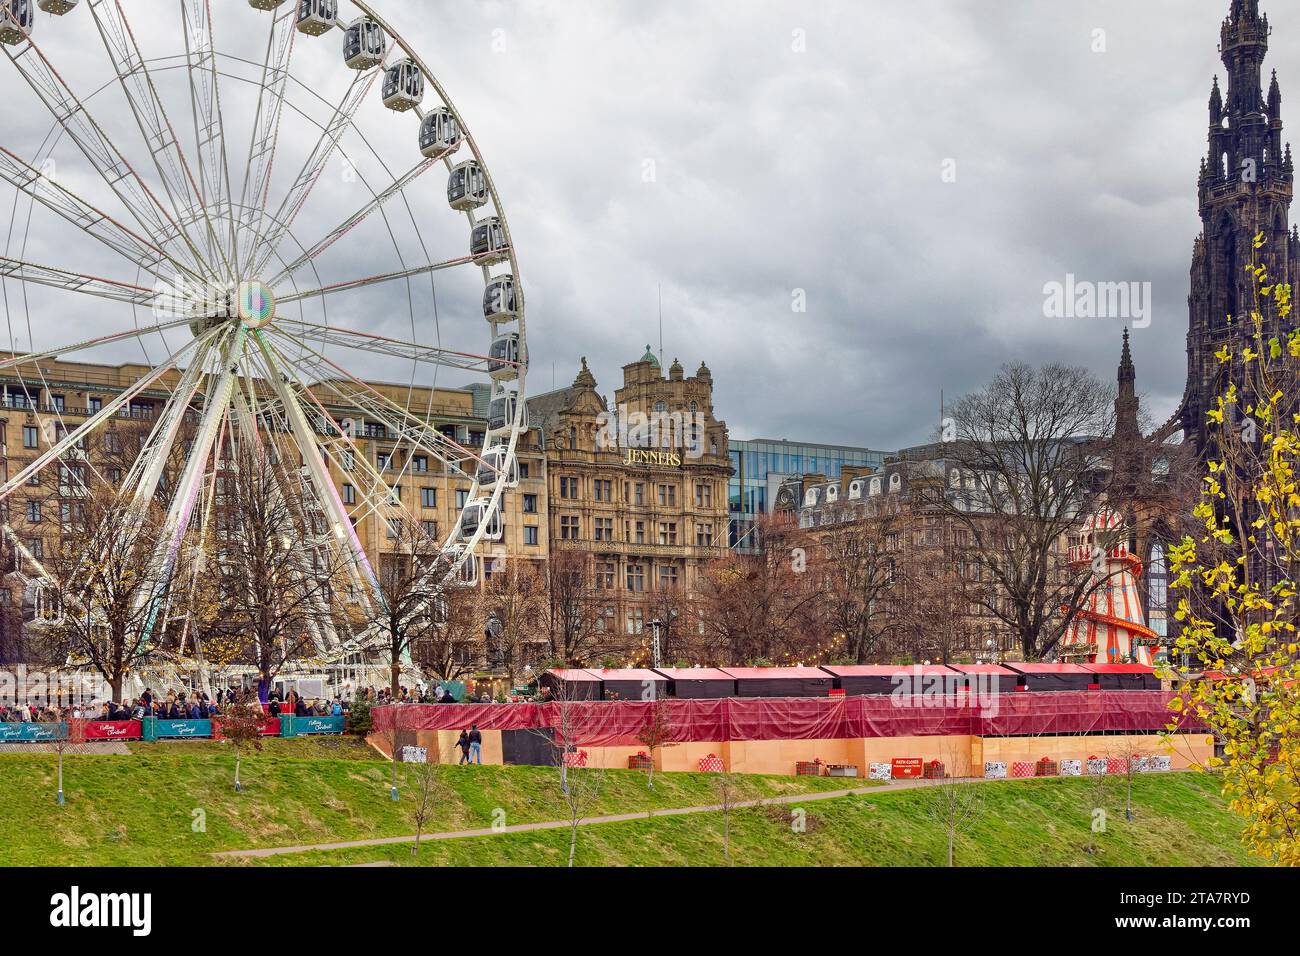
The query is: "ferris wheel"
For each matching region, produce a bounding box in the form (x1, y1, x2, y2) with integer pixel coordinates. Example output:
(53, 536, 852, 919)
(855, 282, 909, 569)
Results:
(0, 0, 528, 658)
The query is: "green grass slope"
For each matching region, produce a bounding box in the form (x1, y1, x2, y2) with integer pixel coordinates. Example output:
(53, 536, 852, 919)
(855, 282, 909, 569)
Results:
(245, 772, 1253, 868)
(0, 739, 848, 866)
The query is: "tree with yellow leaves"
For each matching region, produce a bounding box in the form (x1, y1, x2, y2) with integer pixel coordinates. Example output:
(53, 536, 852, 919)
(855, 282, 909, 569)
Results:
(1167, 230, 1300, 865)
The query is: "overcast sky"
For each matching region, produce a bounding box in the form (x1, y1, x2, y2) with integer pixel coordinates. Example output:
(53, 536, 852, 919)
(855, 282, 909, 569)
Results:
(2, 1, 1289, 452)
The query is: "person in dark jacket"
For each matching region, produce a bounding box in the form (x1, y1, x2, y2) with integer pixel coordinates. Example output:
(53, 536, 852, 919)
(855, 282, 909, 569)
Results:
(456, 730, 471, 765)
(468, 725, 482, 764)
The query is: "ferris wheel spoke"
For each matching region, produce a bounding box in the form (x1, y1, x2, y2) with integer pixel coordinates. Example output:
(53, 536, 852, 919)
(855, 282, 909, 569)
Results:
(273, 317, 503, 373)
(267, 330, 486, 474)
(120, 336, 220, 511)
(251, 66, 385, 277)
(274, 252, 484, 307)
(234, 4, 297, 277)
(0, 254, 158, 307)
(249, 331, 380, 604)
(2, 35, 215, 281)
(86, 0, 230, 280)
(0, 326, 219, 503)
(181, 0, 237, 270)
(0, 146, 199, 285)
(0, 316, 205, 371)
(267, 158, 436, 286)
(137, 325, 245, 643)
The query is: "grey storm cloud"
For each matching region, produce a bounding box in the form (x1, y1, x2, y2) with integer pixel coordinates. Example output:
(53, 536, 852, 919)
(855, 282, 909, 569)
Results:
(0, 1, 1283, 450)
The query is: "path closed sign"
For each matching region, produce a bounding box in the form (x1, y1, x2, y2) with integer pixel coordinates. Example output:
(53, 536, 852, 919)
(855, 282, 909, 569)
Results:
(891, 758, 923, 779)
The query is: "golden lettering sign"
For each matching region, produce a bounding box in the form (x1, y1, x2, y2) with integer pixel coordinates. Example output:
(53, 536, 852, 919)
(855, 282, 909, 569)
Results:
(622, 449, 682, 467)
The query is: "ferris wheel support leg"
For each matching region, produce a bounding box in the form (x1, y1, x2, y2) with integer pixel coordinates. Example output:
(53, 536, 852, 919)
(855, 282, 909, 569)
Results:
(138, 326, 246, 647)
(251, 331, 381, 613)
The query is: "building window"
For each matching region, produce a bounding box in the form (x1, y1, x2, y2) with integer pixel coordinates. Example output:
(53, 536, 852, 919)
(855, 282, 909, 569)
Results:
(593, 479, 612, 502)
(657, 483, 677, 507)
(630, 520, 646, 544)
(103, 431, 121, 454)
(421, 520, 438, 538)
(518, 461, 530, 479)
(421, 487, 437, 509)
(625, 607, 644, 635)
(524, 525, 539, 546)
(632, 482, 645, 506)
(695, 483, 712, 508)
(412, 455, 429, 473)
(88, 396, 102, 414)
(594, 517, 614, 542)
(342, 484, 356, 505)
(26, 501, 41, 523)
(596, 561, 616, 589)
(658, 522, 678, 546)
(626, 563, 645, 592)
(51, 394, 65, 412)
(696, 523, 713, 547)
(23, 425, 38, 449)
(386, 518, 400, 539)
(559, 476, 580, 499)
(560, 515, 580, 541)
(456, 489, 469, 509)
(595, 605, 615, 633)
(658, 565, 680, 589)
(523, 493, 537, 514)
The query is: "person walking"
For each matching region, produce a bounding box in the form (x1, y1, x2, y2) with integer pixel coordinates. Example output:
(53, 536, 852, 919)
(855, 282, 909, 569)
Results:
(456, 729, 471, 765)
(468, 725, 482, 765)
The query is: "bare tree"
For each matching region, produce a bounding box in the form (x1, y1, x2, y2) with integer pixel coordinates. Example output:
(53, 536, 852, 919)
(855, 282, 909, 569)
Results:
(50, 715, 86, 806)
(941, 362, 1117, 660)
(405, 736, 452, 856)
(375, 701, 423, 801)
(193, 442, 353, 703)
(40, 486, 171, 700)
(541, 547, 600, 665)
(365, 520, 447, 695)
(218, 694, 266, 792)
(713, 770, 741, 862)
(531, 676, 607, 866)
(481, 558, 544, 682)
(816, 497, 902, 663)
(634, 696, 676, 790)
(695, 514, 822, 664)
(412, 581, 480, 683)
(926, 743, 983, 866)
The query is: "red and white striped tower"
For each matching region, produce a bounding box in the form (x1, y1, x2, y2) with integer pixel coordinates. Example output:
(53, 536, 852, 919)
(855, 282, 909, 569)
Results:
(1061, 510, 1158, 665)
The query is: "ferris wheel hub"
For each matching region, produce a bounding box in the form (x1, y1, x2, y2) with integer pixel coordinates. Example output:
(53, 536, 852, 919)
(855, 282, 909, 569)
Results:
(236, 279, 276, 329)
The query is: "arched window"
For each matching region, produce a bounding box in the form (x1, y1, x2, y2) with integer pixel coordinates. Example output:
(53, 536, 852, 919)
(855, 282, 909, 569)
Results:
(1148, 543, 1168, 639)
(888, 473, 901, 492)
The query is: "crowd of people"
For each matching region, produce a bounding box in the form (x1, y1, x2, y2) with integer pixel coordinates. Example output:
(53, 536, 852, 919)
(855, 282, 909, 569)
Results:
(0, 686, 350, 724)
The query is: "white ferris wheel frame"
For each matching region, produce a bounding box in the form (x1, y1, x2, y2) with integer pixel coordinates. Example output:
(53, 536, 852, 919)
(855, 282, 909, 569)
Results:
(0, 0, 528, 665)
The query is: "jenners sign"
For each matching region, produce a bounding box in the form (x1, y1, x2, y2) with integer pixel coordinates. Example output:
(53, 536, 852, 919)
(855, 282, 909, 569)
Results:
(623, 449, 682, 467)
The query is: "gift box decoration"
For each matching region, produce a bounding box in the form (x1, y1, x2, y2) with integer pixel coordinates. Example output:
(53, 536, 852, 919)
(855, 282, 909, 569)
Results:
(923, 760, 946, 779)
(1149, 755, 1172, 772)
(796, 759, 825, 776)
(1086, 757, 1109, 776)
(1058, 759, 1082, 776)
(868, 762, 893, 781)
(628, 752, 653, 771)
(1106, 757, 1128, 775)
(984, 761, 1007, 779)
(1130, 756, 1151, 774)
(698, 754, 724, 773)
(562, 750, 588, 768)
(1035, 757, 1058, 777)
(1011, 761, 1035, 778)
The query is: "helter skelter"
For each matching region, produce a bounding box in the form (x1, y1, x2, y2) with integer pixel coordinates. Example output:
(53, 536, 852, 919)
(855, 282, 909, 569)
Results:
(0, 1, 527, 672)
(1061, 510, 1159, 666)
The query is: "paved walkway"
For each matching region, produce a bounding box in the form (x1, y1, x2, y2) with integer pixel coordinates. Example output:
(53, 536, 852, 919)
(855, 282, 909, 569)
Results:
(214, 775, 1010, 860)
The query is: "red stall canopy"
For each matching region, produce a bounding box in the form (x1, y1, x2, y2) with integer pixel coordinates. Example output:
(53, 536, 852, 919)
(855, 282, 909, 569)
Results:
(1080, 663, 1162, 690)
(652, 667, 736, 700)
(1004, 662, 1096, 691)
(583, 668, 669, 702)
(945, 664, 1021, 695)
(720, 666, 834, 698)
(819, 664, 960, 696)
(541, 669, 603, 701)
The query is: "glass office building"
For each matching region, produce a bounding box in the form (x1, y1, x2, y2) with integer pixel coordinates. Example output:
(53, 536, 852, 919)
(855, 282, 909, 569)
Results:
(728, 438, 890, 551)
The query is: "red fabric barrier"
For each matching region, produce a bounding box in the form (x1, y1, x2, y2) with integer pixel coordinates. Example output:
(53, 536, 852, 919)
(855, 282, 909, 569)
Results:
(373, 691, 1202, 745)
(83, 720, 142, 741)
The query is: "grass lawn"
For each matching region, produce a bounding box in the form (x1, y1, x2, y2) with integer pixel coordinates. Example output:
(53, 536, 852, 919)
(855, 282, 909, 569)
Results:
(242, 772, 1255, 868)
(0, 738, 850, 866)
